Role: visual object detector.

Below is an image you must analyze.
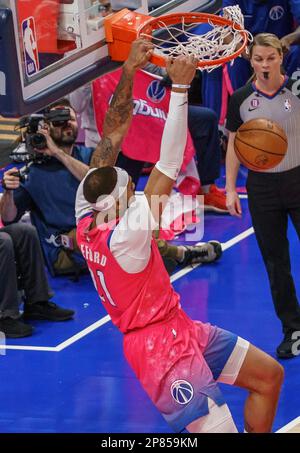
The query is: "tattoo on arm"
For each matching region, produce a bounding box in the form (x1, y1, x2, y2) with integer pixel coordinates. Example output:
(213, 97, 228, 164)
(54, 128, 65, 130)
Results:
(90, 137, 114, 168)
(104, 69, 133, 131)
(90, 66, 134, 168)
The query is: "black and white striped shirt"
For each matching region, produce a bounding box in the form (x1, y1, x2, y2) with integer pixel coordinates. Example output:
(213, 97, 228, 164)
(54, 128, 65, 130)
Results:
(226, 76, 300, 173)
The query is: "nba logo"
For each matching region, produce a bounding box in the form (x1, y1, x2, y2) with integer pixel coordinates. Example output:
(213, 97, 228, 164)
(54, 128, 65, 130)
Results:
(22, 17, 40, 77)
(284, 99, 291, 112)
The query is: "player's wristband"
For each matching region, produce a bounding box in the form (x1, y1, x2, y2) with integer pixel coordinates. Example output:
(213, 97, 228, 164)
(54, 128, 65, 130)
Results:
(171, 84, 191, 89)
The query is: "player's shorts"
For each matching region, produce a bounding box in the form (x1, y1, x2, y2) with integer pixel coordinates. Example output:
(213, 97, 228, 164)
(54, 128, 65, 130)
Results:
(123, 308, 249, 432)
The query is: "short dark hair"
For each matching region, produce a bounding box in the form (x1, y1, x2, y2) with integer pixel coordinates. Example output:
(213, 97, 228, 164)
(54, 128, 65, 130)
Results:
(83, 167, 117, 203)
(47, 98, 73, 111)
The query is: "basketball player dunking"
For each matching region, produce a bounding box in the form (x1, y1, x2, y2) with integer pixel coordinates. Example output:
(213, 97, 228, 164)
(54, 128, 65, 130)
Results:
(76, 39, 283, 433)
(226, 33, 300, 359)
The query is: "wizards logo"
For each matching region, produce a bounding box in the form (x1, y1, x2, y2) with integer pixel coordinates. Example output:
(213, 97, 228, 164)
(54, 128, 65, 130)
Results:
(171, 380, 194, 405)
(147, 80, 166, 103)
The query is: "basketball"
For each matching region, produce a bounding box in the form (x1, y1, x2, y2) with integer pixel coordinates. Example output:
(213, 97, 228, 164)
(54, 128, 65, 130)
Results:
(234, 118, 288, 171)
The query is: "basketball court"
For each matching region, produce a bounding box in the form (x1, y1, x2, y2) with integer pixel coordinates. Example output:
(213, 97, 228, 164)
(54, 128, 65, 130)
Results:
(0, 166, 299, 434)
(0, 0, 300, 435)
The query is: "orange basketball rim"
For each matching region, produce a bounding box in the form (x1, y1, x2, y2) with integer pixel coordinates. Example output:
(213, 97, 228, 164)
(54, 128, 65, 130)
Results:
(104, 8, 249, 68)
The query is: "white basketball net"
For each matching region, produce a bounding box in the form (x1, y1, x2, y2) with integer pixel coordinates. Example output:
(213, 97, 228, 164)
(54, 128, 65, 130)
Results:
(142, 5, 253, 71)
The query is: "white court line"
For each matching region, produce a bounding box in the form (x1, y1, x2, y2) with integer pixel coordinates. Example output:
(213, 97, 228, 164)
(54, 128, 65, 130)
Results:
(0, 316, 112, 352)
(276, 416, 300, 433)
(0, 227, 255, 352)
(0, 345, 57, 352)
(56, 315, 111, 351)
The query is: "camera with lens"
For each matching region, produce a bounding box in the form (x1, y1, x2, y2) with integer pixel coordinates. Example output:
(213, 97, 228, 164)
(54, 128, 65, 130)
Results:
(19, 108, 71, 155)
(9, 108, 72, 182)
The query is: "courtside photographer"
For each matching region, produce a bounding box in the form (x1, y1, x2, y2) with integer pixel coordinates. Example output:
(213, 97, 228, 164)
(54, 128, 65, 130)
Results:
(0, 99, 93, 277)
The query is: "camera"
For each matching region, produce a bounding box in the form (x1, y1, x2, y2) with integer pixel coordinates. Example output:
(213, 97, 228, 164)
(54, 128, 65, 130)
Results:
(9, 108, 72, 182)
(19, 108, 72, 154)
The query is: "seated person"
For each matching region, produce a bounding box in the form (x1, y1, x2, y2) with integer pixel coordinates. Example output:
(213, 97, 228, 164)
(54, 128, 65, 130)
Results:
(0, 222, 74, 338)
(0, 99, 93, 277)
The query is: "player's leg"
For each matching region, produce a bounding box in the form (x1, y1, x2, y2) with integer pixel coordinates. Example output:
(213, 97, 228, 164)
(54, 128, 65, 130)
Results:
(186, 398, 238, 433)
(202, 327, 283, 433)
(124, 310, 236, 433)
(233, 344, 284, 433)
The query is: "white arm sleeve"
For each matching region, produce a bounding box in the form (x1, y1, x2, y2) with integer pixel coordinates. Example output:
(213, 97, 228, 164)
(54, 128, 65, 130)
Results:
(110, 194, 158, 273)
(155, 91, 188, 181)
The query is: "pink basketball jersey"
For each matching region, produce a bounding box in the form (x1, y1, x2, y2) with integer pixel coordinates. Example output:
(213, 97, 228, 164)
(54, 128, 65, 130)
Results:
(77, 215, 180, 333)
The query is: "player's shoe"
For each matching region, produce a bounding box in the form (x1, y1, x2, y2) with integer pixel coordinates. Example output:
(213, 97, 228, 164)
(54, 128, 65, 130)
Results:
(181, 241, 222, 267)
(202, 185, 229, 214)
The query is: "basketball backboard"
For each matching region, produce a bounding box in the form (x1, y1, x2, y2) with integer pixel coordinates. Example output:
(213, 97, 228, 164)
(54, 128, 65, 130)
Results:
(0, 0, 221, 117)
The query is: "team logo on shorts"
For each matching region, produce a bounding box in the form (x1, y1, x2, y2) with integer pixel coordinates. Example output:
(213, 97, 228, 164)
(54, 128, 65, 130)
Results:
(171, 380, 194, 405)
(147, 80, 166, 103)
(269, 6, 285, 21)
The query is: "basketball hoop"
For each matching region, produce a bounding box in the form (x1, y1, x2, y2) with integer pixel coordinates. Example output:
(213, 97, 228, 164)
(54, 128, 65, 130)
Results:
(105, 6, 252, 71)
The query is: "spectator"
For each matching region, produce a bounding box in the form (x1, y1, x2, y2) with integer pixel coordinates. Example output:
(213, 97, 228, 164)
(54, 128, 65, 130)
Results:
(0, 99, 93, 276)
(0, 222, 74, 338)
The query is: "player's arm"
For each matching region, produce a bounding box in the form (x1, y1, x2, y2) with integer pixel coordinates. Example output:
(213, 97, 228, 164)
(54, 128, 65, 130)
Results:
(281, 26, 300, 53)
(144, 55, 197, 224)
(225, 132, 242, 217)
(280, 1, 300, 51)
(90, 39, 154, 168)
